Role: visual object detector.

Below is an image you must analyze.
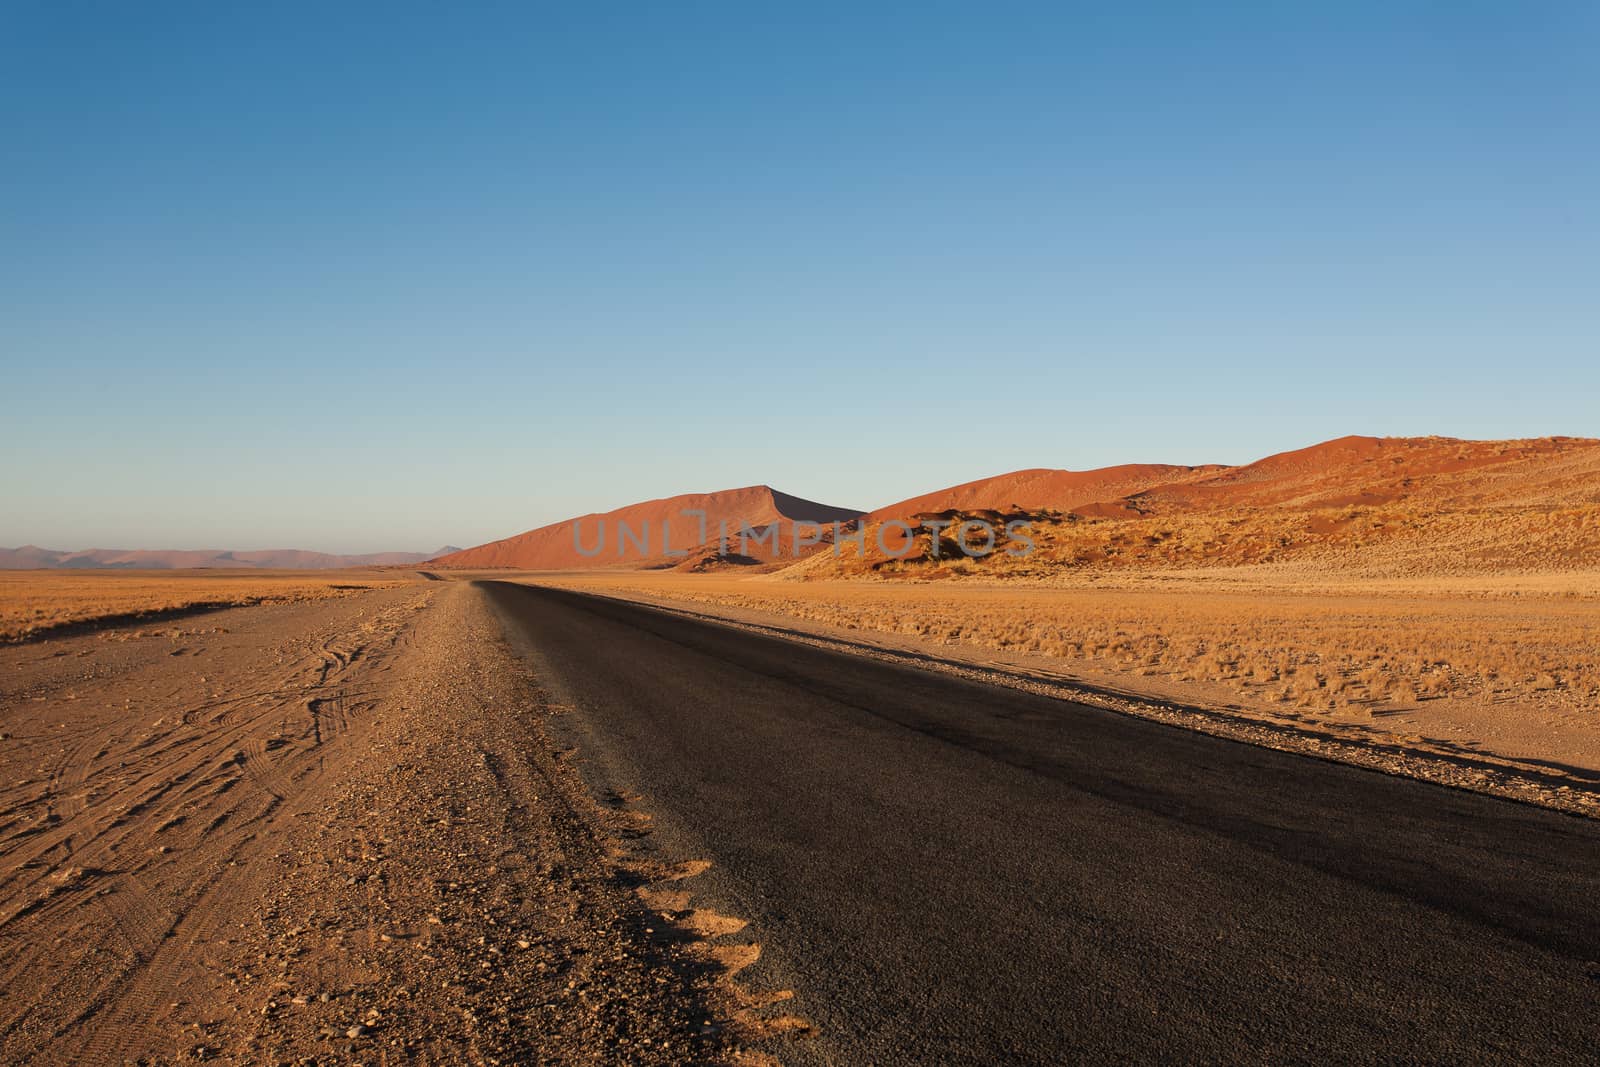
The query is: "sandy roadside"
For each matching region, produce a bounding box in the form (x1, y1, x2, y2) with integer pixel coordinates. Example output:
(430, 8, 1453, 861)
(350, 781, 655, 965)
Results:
(0, 583, 776, 1064)
(519, 573, 1600, 819)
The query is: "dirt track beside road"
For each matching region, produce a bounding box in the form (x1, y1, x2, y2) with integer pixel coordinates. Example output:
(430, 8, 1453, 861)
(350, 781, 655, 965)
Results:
(0, 583, 748, 1064)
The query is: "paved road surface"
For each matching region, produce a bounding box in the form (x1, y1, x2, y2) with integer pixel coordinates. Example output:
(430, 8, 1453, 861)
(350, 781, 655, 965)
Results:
(484, 582, 1600, 1065)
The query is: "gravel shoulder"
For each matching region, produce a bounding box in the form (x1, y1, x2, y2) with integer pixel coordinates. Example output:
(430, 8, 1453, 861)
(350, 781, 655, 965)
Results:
(0, 583, 757, 1064)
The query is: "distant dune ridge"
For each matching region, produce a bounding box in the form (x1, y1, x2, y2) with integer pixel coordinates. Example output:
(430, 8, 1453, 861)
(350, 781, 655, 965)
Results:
(0, 546, 462, 571)
(436, 433, 1600, 578)
(431, 487, 863, 570)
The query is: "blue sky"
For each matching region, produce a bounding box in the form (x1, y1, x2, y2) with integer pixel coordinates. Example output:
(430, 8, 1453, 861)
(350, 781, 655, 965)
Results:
(4, 2, 1597, 552)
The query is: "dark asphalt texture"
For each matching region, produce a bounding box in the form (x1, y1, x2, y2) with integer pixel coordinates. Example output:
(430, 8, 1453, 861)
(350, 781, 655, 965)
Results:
(483, 581, 1600, 1066)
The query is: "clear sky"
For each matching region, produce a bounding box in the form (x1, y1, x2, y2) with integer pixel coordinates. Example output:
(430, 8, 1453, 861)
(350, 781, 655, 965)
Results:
(4, 2, 1597, 553)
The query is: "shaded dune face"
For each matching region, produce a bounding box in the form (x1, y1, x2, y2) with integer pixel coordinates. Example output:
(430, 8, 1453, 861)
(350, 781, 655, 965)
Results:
(431, 486, 865, 570)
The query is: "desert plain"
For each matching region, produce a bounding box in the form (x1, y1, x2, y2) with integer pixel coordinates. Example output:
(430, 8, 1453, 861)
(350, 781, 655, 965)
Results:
(3, 434, 1600, 1063)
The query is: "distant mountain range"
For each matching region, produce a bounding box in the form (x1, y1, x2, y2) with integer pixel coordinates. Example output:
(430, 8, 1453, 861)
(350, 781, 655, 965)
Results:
(0, 546, 463, 570)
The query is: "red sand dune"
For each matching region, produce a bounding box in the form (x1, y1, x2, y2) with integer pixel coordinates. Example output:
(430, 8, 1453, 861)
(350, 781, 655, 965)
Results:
(867, 436, 1600, 522)
(868, 464, 1227, 521)
(1127, 435, 1600, 513)
(432, 487, 862, 570)
(436, 435, 1600, 574)
(778, 435, 1600, 578)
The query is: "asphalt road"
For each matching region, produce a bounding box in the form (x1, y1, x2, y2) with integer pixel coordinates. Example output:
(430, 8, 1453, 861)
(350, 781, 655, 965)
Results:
(484, 582, 1600, 1066)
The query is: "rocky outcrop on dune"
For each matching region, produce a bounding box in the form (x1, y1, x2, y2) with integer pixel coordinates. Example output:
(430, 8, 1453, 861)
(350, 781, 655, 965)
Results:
(431, 486, 863, 570)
